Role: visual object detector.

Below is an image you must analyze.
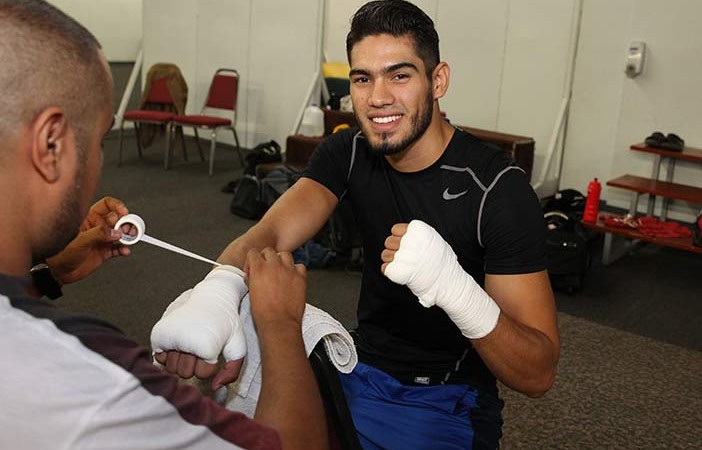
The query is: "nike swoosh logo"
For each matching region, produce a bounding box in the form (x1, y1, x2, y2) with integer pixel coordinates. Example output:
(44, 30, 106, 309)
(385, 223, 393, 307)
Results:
(442, 188, 468, 200)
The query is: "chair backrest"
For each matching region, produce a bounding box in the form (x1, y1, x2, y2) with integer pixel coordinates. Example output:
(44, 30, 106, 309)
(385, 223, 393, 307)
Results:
(204, 69, 239, 113)
(140, 63, 188, 113)
(309, 341, 362, 450)
(146, 76, 174, 105)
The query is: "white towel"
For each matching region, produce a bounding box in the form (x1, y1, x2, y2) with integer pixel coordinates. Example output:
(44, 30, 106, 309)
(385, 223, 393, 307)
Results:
(224, 295, 357, 417)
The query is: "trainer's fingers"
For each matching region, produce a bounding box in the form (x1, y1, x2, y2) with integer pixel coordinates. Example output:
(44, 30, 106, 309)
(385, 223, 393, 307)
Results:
(120, 223, 139, 239)
(294, 263, 307, 277)
(245, 248, 262, 271)
(154, 352, 167, 365)
(211, 359, 244, 390)
(94, 196, 128, 217)
(277, 251, 294, 266)
(193, 359, 220, 381)
(86, 197, 128, 228)
(260, 247, 277, 261)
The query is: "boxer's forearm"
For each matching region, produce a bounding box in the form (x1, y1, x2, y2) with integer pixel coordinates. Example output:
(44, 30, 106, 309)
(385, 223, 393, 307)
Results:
(217, 225, 278, 268)
(218, 179, 337, 267)
(472, 312, 558, 398)
(472, 271, 559, 397)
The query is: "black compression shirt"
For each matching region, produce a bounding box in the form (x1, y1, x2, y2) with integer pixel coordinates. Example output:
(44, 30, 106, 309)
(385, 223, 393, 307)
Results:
(304, 127, 547, 392)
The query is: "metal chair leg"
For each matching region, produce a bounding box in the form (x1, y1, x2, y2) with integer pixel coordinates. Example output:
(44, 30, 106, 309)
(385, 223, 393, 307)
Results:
(209, 129, 218, 176)
(134, 122, 144, 158)
(193, 127, 205, 162)
(177, 125, 187, 161)
(164, 122, 172, 170)
(179, 126, 188, 162)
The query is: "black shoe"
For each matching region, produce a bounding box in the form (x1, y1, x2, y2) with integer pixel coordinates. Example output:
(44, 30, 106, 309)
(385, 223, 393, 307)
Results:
(645, 131, 666, 148)
(660, 133, 685, 152)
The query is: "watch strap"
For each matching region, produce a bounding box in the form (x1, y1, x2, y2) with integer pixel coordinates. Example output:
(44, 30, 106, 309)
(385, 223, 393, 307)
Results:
(30, 262, 63, 300)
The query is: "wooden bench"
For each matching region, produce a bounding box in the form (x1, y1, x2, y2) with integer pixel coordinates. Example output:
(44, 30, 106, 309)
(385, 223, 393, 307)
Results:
(630, 142, 702, 164)
(457, 126, 535, 182)
(607, 174, 702, 205)
(583, 217, 702, 256)
(582, 143, 702, 264)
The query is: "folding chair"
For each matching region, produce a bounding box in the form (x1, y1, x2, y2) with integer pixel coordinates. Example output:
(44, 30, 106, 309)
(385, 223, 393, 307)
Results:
(309, 341, 362, 450)
(170, 68, 243, 175)
(118, 63, 188, 169)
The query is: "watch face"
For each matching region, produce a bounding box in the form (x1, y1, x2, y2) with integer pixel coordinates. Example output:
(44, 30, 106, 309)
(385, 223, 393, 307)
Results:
(30, 263, 50, 273)
(30, 264, 62, 300)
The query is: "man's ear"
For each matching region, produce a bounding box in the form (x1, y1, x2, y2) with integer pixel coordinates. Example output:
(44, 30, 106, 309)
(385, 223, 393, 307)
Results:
(432, 61, 450, 100)
(31, 107, 70, 183)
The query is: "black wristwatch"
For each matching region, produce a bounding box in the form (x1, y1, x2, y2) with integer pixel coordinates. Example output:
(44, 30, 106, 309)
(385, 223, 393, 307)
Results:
(30, 262, 63, 300)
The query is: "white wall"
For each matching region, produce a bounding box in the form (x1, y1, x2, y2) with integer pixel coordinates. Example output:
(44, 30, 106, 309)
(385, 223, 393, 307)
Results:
(435, 0, 508, 131)
(48, 0, 142, 61)
(562, 0, 702, 221)
(143, 0, 321, 149)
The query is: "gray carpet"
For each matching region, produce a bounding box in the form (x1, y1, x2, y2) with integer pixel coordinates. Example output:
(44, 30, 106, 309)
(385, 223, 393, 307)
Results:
(61, 133, 701, 449)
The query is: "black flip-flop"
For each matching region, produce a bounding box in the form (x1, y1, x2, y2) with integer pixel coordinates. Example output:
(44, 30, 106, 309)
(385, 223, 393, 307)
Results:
(660, 133, 685, 151)
(644, 131, 666, 148)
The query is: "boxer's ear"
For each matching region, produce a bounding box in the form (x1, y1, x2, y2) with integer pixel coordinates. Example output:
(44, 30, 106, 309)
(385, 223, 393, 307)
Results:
(431, 62, 450, 100)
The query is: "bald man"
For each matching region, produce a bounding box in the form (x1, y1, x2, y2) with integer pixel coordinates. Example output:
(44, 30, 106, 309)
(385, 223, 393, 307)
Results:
(0, 1, 325, 449)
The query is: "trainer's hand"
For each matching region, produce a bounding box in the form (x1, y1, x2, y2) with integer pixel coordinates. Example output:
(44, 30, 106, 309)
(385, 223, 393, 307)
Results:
(47, 196, 130, 284)
(245, 248, 307, 333)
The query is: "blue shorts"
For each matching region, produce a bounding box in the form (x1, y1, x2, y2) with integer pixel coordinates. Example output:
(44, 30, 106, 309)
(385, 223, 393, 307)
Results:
(339, 362, 504, 450)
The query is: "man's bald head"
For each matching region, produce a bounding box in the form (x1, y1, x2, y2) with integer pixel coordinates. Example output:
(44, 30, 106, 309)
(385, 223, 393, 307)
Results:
(0, 0, 112, 156)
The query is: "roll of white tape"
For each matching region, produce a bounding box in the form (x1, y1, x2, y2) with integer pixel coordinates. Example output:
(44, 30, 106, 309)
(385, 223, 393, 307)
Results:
(112, 213, 227, 269)
(114, 213, 145, 246)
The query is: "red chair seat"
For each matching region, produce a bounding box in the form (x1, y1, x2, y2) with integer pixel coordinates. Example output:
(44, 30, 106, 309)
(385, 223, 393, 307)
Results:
(123, 110, 176, 121)
(173, 114, 231, 128)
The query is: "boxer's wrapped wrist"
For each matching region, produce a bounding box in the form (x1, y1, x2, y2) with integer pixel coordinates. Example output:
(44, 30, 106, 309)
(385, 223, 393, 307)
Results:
(384, 220, 500, 339)
(441, 269, 500, 339)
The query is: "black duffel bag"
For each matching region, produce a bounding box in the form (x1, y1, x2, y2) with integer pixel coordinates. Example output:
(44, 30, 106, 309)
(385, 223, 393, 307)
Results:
(542, 189, 590, 293)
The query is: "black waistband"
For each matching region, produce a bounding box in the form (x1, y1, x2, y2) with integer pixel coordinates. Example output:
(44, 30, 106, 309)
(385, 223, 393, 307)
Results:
(353, 330, 498, 396)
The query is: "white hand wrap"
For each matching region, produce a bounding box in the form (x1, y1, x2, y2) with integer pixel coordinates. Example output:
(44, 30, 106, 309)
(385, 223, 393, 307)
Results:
(384, 220, 501, 339)
(151, 265, 248, 363)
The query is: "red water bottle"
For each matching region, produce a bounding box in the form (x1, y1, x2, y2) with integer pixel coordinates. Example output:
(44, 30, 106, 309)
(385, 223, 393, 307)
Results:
(583, 178, 601, 223)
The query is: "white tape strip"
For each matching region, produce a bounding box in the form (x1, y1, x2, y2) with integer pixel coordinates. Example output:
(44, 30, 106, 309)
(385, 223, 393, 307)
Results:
(114, 213, 243, 275)
(139, 234, 222, 267)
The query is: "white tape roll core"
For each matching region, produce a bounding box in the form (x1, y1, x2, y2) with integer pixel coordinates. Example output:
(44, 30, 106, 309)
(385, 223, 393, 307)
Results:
(115, 213, 145, 246)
